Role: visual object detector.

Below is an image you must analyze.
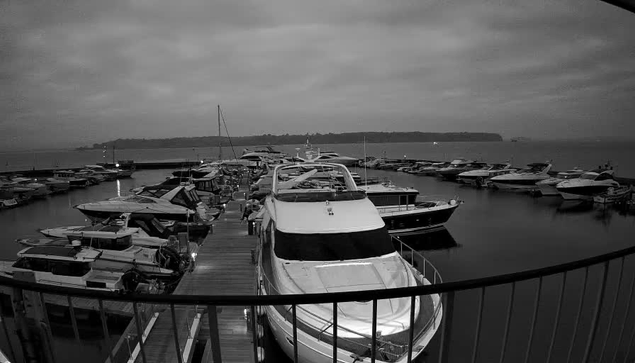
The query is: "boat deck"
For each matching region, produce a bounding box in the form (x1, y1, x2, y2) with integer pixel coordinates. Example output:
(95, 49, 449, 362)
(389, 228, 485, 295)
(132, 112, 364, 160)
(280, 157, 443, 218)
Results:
(117, 190, 257, 363)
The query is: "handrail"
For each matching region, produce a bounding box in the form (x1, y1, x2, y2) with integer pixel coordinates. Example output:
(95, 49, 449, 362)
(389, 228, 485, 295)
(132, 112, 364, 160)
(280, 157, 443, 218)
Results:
(2, 243, 635, 306)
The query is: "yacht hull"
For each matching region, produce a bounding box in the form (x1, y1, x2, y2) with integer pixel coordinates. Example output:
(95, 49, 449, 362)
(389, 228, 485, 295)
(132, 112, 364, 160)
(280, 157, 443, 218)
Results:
(492, 181, 541, 191)
(380, 203, 459, 235)
(263, 292, 442, 363)
(537, 184, 559, 196)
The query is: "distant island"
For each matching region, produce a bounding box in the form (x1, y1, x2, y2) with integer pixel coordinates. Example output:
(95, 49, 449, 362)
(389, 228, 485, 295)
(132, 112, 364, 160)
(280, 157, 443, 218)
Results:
(78, 131, 503, 150)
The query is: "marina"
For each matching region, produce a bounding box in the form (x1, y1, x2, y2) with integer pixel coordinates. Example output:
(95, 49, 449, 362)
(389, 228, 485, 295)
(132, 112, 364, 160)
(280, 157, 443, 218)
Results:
(0, 146, 635, 362)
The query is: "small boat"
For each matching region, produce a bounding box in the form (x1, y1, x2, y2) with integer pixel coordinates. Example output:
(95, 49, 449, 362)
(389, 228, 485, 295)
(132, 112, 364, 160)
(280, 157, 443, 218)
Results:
(43, 178, 70, 193)
(75, 169, 106, 185)
(0, 246, 140, 292)
(302, 150, 360, 167)
(490, 162, 552, 191)
(9, 177, 50, 198)
(16, 237, 187, 281)
(413, 162, 450, 176)
(358, 182, 461, 234)
(239, 146, 288, 161)
(84, 165, 119, 181)
(593, 186, 632, 204)
(133, 176, 221, 201)
(256, 162, 443, 363)
(0, 198, 18, 209)
(556, 170, 620, 201)
(437, 160, 488, 182)
(456, 163, 515, 187)
(53, 170, 89, 188)
(535, 168, 585, 196)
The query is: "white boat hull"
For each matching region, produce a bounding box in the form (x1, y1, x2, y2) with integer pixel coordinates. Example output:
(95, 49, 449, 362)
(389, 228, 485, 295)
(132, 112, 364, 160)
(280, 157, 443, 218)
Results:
(537, 184, 559, 196)
(264, 293, 442, 363)
(492, 182, 538, 191)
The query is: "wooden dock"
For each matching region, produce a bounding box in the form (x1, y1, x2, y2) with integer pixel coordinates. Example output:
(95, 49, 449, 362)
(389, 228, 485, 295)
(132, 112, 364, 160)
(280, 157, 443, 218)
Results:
(109, 191, 257, 363)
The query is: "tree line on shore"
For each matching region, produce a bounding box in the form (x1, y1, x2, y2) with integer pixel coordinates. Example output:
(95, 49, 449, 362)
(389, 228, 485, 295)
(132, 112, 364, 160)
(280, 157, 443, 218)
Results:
(79, 131, 503, 150)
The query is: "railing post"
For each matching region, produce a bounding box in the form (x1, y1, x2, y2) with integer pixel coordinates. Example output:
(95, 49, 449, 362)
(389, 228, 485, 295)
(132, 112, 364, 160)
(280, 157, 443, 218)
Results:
(207, 305, 222, 363)
(546, 273, 568, 363)
(611, 259, 635, 363)
(598, 257, 625, 363)
(371, 298, 378, 363)
(566, 267, 590, 363)
(407, 295, 416, 363)
(133, 302, 148, 363)
(438, 291, 455, 363)
(582, 261, 610, 363)
(11, 287, 39, 363)
(471, 287, 485, 363)
(170, 304, 184, 363)
(524, 277, 543, 363)
(498, 282, 516, 363)
(67, 296, 81, 343)
(292, 304, 298, 363)
(332, 302, 338, 363)
(98, 299, 115, 363)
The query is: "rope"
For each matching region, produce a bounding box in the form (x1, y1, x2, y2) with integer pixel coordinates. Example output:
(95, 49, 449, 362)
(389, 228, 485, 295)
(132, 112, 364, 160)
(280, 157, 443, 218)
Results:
(219, 108, 237, 159)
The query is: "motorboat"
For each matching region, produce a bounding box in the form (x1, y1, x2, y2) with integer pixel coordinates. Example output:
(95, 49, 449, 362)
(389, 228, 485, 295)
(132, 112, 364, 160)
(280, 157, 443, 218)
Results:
(15, 237, 187, 281)
(8, 177, 50, 198)
(456, 163, 516, 187)
(358, 182, 461, 234)
(172, 162, 221, 179)
(43, 178, 70, 194)
(593, 186, 632, 204)
(0, 198, 18, 209)
(133, 184, 220, 219)
(53, 170, 89, 188)
(133, 176, 221, 201)
(490, 162, 552, 191)
(406, 161, 434, 174)
(76, 186, 208, 222)
(256, 162, 443, 363)
(0, 246, 139, 292)
(239, 146, 287, 161)
(413, 162, 450, 176)
(556, 170, 620, 201)
(75, 169, 106, 185)
(84, 164, 119, 181)
(0, 180, 34, 205)
(436, 160, 487, 182)
(301, 151, 360, 167)
(535, 168, 585, 196)
(38, 213, 177, 249)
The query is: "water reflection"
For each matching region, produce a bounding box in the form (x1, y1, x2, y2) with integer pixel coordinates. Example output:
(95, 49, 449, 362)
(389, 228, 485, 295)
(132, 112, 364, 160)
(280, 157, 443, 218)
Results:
(395, 228, 460, 251)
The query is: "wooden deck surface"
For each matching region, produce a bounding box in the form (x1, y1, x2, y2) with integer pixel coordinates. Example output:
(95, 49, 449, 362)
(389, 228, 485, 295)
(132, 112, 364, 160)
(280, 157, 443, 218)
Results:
(138, 190, 257, 363)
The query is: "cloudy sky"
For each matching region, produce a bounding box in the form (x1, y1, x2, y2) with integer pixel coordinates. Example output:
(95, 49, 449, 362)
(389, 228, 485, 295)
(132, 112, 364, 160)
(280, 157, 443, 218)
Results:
(1, 0, 634, 150)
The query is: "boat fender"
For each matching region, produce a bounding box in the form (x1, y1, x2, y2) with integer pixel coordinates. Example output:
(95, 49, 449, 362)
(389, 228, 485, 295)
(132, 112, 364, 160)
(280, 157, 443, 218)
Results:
(449, 199, 457, 206)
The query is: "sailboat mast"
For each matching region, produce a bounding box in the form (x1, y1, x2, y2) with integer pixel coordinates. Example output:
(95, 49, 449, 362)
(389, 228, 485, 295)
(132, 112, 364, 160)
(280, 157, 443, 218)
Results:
(218, 105, 222, 160)
(364, 136, 368, 186)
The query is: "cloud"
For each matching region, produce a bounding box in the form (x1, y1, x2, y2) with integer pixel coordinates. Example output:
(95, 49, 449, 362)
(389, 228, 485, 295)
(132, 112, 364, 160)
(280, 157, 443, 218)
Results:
(1, 0, 635, 149)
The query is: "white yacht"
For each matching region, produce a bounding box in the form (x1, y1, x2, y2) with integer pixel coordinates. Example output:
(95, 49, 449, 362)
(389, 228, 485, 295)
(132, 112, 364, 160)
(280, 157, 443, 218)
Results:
(53, 170, 89, 188)
(75, 185, 212, 223)
(9, 177, 50, 198)
(16, 235, 186, 281)
(0, 246, 136, 292)
(301, 150, 360, 167)
(43, 178, 70, 193)
(256, 162, 442, 363)
(490, 162, 552, 191)
(240, 146, 288, 161)
(358, 182, 460, 234)
(75, 169, 106, 185)
(535, 168, 585, 196)
(456, 163, 515, 187)
(84, 164, 119, 181)
(556, 170, 620, 201)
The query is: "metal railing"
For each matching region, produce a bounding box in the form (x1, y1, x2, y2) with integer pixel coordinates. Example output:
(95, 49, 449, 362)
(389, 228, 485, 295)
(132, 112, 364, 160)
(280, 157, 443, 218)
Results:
(2, 244, 635, 363)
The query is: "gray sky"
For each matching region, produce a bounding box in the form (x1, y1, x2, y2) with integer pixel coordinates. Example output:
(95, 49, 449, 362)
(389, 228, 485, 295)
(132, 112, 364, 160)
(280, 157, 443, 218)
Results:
(1, 0, 635, 150)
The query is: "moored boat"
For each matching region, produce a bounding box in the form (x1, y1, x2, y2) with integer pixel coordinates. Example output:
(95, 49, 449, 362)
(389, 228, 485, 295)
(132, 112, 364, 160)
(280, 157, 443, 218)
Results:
(53, 170, 89, 188)
(535, 168, 585, 196)
(593, 186, 632, 204)
(456, 163, 515, 187)
(490, 162, 552, 191)
(556, 170, 620, 201)
(358, 182, 460, 235)
(256, 162, 443, 363)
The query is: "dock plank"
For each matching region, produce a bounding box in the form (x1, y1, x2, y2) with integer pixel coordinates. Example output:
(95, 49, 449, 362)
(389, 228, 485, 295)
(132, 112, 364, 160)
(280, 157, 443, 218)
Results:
(139, 191, 257, 363)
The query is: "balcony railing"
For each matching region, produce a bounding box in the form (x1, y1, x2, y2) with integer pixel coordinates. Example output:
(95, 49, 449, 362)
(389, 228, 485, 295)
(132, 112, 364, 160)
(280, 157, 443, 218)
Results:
(2, 243, 635, 363)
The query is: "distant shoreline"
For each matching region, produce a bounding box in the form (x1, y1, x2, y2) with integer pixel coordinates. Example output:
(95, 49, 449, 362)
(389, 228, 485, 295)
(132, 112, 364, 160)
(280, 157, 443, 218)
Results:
(77, 131, 503, 150)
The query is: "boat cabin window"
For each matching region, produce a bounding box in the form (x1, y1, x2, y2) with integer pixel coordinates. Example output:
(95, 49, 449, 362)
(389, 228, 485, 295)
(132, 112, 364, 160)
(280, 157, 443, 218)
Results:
(67, 236, 132, 251)
(580, 173, 598, 180)
(273, 227, 395, 261)
(129, 218, 168, 237)
(13, 258, 90, 276)
(595, 173, 614, 181)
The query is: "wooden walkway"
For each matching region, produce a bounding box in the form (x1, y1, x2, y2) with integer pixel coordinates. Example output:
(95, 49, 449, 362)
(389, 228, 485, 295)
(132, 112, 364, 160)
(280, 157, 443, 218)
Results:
(131, 190, 257, 363)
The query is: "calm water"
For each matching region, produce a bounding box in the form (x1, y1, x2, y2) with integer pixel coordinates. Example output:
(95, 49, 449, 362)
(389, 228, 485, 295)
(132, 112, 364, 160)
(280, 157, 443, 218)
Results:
(2, 140, 635, 176)
(1, 166, 634, 362)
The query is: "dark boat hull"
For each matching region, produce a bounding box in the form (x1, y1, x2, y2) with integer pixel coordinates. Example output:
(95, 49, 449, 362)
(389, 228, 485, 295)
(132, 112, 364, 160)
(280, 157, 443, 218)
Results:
(381, 203, 460, 234)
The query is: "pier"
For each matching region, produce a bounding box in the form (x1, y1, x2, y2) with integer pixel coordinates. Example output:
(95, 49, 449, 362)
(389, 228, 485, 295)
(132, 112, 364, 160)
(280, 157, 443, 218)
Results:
(108, 190, 257, 363)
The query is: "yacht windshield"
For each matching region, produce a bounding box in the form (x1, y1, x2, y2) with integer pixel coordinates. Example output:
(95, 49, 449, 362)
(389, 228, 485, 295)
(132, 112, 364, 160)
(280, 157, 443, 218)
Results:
(274, 227, 395, 261)
(580, 174, 598, 180)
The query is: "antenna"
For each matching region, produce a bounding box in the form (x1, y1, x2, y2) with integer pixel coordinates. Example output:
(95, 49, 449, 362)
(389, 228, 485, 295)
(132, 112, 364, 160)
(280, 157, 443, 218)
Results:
(363, 136, 368, 186)
(217, 105, 222, 161)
